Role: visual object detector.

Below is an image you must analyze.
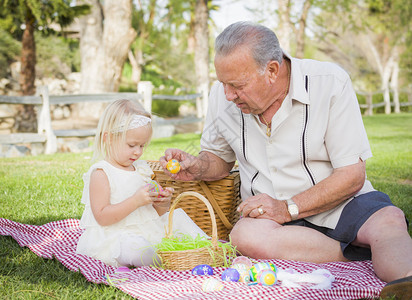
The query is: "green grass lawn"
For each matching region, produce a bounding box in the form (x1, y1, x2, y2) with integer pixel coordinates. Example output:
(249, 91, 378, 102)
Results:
(0, 114, 411, 299)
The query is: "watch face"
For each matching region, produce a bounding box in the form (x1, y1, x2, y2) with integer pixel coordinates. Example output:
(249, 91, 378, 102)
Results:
(289, 205, 299, 216)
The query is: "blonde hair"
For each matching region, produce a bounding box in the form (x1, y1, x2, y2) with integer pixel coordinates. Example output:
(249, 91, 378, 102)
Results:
(93, 99, 152, 161)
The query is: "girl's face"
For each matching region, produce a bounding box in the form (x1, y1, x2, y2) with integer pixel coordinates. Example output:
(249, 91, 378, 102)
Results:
(106, 125, 152, 170)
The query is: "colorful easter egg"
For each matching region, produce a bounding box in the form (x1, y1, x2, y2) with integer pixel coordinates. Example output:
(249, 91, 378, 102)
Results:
(231, 256, 253, 269)
(257, 269, 277, 286)
(237, 268, 251, 283)
(249, 262, 277, 282)
(231, 263, 249, 272)
(148, 180, 164, 197)
(192, 264, 214, 276)
(231, 263, 250, 283)
(166, 159, 181, 174)
(221, 268, 240, 282)
(202, 278, 224, 292)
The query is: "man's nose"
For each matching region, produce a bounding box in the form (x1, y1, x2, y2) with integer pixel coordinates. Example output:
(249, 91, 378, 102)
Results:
(224, 84, 238, 101)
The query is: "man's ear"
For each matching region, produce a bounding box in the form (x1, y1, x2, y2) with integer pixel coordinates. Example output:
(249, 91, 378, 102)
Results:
(266, 60, 280, 84)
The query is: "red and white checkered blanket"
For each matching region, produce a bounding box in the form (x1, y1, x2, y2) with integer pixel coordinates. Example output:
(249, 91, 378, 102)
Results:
(0, 218, 385, 299)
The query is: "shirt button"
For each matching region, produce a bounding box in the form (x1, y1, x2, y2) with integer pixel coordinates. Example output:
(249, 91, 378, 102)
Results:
(269, 139, 274, 144)
(273, 167, 277, 172)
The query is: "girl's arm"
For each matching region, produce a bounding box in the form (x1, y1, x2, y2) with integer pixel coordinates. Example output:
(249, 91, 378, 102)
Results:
(89, 169, 153, 226)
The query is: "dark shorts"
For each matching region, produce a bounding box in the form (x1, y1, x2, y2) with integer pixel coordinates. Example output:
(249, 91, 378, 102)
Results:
(286, 191, 406, 261)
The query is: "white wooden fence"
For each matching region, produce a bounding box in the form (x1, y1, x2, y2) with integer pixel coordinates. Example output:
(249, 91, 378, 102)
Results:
(357, 89, 412, 115)
(0, 82, 202, 154)
(1, 84, 411, 155)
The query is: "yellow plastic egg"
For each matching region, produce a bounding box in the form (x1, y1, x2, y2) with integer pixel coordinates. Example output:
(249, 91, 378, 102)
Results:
(166, 159, 181, 174)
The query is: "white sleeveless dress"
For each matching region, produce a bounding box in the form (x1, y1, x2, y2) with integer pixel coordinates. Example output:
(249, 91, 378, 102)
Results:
(76, 160, 206, 267)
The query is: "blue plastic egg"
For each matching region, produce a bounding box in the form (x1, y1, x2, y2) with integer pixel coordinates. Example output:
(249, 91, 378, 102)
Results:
(221, 268, 240, 282)
(192, 264, 214, 276)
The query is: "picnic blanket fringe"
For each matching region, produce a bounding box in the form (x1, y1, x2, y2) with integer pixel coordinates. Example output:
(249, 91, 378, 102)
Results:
(0, 218, 385, 300)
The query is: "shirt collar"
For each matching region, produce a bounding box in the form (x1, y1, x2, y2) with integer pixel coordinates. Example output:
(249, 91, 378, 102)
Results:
(283, 51, 310, 105)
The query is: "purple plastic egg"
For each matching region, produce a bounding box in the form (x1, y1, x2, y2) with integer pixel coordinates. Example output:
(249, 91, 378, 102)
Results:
(192, 264, 214, 276)
(221, 268, 240, 282)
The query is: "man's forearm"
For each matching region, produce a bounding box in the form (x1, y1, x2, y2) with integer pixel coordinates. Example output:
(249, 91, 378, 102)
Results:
(293, 160, 366, 219)
(191, 151, 235, 181)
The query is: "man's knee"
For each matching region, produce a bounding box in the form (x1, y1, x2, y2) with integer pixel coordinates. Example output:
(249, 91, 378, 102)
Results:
(370, 206, 407, 229)
(358, 206, 408, 242)
(229, 218, 280, 257)
(229, 218, 250, 246)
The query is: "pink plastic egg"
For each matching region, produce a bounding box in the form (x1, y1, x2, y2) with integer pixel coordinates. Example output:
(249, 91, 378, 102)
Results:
(231, 256, 253, 268)
(115, 266, 131, 273)
(148, 180, 164, 197)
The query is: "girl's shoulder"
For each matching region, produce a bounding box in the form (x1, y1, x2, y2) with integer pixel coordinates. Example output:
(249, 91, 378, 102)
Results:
(87, 160, 112, 173)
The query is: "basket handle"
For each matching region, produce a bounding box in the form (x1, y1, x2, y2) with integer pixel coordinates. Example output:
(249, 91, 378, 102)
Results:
(199, 181, 234, 230)
(166, 191, 219, 248)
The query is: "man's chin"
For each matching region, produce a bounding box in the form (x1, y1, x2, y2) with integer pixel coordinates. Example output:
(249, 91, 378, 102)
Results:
(235, 104, 251, 114)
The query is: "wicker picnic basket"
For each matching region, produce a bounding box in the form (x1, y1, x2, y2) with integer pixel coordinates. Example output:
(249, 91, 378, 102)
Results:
(148, 161, 241, 241)
(157, 191, 226, 271)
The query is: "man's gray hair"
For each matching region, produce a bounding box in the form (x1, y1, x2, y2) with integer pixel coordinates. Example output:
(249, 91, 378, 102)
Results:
(215, 21, 283, 72)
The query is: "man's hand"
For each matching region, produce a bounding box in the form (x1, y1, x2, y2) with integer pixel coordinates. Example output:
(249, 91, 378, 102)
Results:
(160, 149, 235, 182)
(237, 193, 290, 224)
(160, 148, 199, 181)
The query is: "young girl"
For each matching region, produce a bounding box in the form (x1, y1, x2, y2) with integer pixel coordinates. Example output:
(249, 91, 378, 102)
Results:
(76, 99, 206, 267)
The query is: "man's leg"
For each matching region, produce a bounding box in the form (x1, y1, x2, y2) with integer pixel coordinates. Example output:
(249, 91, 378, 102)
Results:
(230, 217, 348, 263)
(353, 206, 412, 282)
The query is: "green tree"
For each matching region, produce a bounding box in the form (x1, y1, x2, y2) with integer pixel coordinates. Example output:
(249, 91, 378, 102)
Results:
(0, 28, 20, 78)
(315, 0, 412, 114)
(0, 0, 88, 131)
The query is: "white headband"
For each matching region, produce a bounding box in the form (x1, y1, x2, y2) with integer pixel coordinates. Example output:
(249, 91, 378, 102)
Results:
(112, 115, 151, 133)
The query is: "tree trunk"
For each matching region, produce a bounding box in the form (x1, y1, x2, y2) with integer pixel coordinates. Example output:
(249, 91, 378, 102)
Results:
(102, 0, 137, 91)
(78, 0, 103, 93)
(128, 49, 142, 85)
(129, 0, 156, 85)
(276, 0, 292, 53)
(16, 9, 37, 132)
(77, 0, 136, 118)
(194, 0, 209, 118)
(381, 53, 395, 114)
(295, 0, 311, 58)
(390, 49, 400, 114)
(365, 34, 394, 114)
(79, 0, 136, 93)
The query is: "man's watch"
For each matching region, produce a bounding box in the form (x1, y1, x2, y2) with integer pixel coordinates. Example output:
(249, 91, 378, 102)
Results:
(285, 199, 299, 221)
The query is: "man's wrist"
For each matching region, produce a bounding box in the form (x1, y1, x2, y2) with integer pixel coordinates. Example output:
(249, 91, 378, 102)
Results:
(285, 198, 299, 221)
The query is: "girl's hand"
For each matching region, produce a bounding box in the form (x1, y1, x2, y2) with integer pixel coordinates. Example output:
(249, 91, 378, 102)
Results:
(133, 184, 155, 207)
(153, 187, 174, 215)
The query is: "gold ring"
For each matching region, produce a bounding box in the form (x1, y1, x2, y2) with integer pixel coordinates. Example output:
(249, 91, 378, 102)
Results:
(257, 207, 264, 215)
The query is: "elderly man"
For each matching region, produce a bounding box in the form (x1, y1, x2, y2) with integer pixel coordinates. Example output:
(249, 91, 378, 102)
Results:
(160, 21, 412, 298)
